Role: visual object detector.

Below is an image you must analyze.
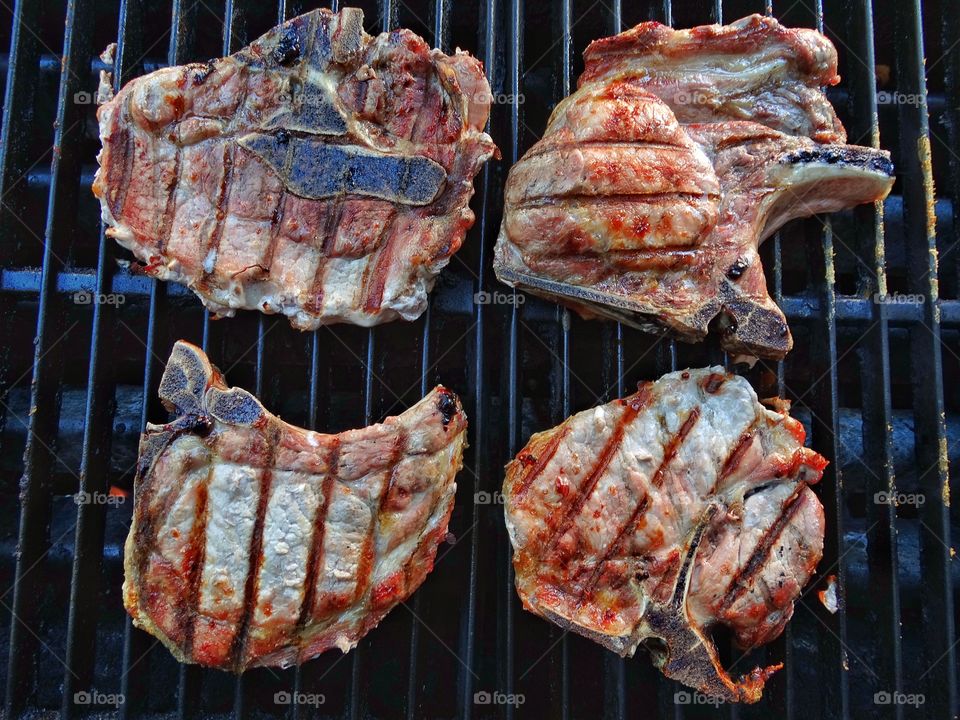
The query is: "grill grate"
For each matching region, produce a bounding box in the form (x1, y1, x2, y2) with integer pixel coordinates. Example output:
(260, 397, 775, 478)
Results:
(0, 0, 957, 718)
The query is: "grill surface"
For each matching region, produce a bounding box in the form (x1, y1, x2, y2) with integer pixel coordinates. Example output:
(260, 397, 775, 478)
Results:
(0, 0, 957, 718)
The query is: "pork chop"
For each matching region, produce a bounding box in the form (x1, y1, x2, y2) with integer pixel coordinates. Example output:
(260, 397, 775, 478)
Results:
(494, 15, 893, 358)
(503, 367, 827, 702)
(123, 341, 467, 671)
(95, 7, 497, 328)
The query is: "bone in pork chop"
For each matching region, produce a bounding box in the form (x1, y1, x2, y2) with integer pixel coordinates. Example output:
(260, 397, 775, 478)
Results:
(123, 341, 466, 671)
(503, 368, 827, 702)
(95, 7, 496, 328)
(494, 15, 894, 358)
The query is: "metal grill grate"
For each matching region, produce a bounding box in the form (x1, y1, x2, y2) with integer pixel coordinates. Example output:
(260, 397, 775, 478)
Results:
(0, 0, 957, 718)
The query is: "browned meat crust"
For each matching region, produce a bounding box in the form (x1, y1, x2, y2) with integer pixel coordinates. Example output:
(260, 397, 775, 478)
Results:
(123, 341, 467, 671)
(494, 15, 893, 359)
(503, 368, 827, 702)
(95, 8, 497, 328)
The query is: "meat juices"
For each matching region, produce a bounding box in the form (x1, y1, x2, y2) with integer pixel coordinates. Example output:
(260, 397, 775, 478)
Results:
(123, 341, 467, 671)
(495, 14, 894, 359)
(503, 368, 827, 702)
(94, 7, 497, 328)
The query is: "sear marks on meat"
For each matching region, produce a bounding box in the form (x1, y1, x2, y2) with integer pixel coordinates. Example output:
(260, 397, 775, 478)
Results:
(503, 367, 827, 702)
(494, 15, 894, 359)
(94, 7, 497, 329)
(123, 341, 467, 671)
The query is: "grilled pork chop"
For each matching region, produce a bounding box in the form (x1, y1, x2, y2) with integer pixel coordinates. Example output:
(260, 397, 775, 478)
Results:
(123, 341, 466, 671)
(95, 7, 496, 328)
(504, 368, 827, 702)
(494, 15, 894, 358)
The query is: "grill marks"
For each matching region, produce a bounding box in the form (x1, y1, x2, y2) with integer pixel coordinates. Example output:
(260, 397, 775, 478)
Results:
(156, 146, 182, 254)
(702, 372, 726, 394)
(351, 431, 409, 610)
(201, 143, 236, 285)
(358, 68, 450, 314)
(106, 102, 135, 221)
(524, 140, 690, 160)
(652, 407, 702, 488)
(230, 423, 281, 668)
(376, 430, 409, 516)
(359, 210, 399, 313)
(132, 431, 213, 651)
(511, 425, 570, 500)
(716, 482, 806, 615)
(222, 424, 410, 660)
(514, 190, 714, 210)
(504, 368, 827, 702)
(540, 401, 644, 560)
(260, 188, 288, 283)
(493, 16, 895, 360)
(298, 439, 341, 636)
(714, 418, 761, 491)
(303, 200, 341, 314)
(670, 502, 718, 608)
(125, 342, 468, 670)
(182, 471, 211, 655)
(94, 8, 496, 329)
(578, 406, 702, 602)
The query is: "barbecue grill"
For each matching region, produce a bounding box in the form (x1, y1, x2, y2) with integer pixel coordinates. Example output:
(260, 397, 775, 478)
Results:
(0, 0, 956, 718)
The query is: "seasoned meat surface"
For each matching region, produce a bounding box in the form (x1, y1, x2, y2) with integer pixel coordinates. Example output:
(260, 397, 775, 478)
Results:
(95, 7, 496, 328)
(494, 15, 893, 358)
(123, 341, 466, 671)
(503, 367, 827, 702)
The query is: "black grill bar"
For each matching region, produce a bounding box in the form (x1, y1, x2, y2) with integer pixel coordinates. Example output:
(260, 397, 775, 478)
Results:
(843, 0, 905, 716)
(4, 0, 93, 716)
(0, 0, 40, 270)
(346, 0, 392, 712)
(61, 0, 133, 712)
(804, 2, 854, 717)
(223, 2, 267, 717)
(178, 0, 208, 715)
(117, 0, 155, 709)
(112, 0, 195, 717)
(760, 3, 795, 717)
(895, 1, 957, 717)
(292, 0, 328, 711)
(169, 1, 201, 718)
(653, 4, 681, 719)
(601, 8, 627, 720)
(502, 0, 522, 716)
(599, 0, 628, 688)
(468, 0, 497, 716)
(404, 2, 447, 714)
